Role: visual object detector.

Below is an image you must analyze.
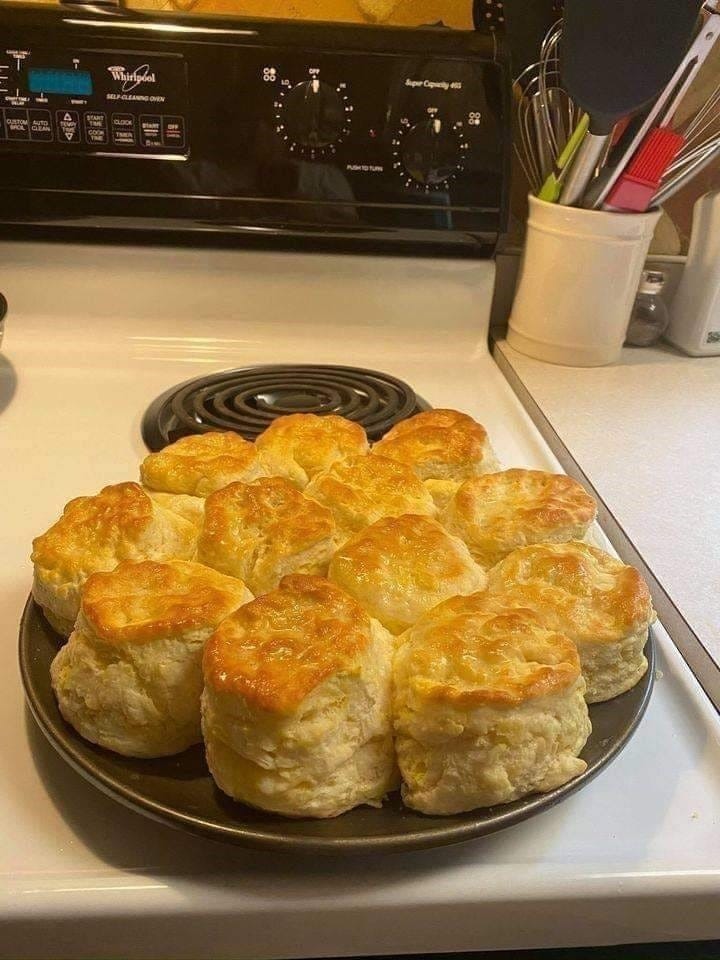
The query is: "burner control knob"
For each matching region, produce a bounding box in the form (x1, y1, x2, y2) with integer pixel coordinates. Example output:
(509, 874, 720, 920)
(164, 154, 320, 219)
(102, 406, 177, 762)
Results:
(400, 118, 460, 186)
(283, 78, 345, 149)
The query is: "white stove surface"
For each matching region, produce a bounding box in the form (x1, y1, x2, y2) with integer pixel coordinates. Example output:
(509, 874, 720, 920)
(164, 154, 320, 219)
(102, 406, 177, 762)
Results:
(1, 241, 719, 959)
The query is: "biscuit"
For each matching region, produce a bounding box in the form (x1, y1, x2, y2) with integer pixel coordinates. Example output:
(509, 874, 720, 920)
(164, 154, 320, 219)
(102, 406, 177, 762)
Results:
(144, 490, 205, 530)
(255, 413, 369, 489)
(328, 514, 487, 633)
(50, 560, 252, 757)
(31, 482, 197, 636)
(305, 454, 436, 546)
(424, 478, 461, 511)
(373, 409, 499, 481)
(202, 574, 397, 818)
(441, 468, 597, 568)
(140, 431, 265, 497)
(393, 592, 591, 814)
(487, 542, 655, 702)
(197, 477, 336, 595)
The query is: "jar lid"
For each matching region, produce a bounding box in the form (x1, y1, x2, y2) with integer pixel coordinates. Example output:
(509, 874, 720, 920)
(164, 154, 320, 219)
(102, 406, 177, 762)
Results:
(638, 269, 666, 295)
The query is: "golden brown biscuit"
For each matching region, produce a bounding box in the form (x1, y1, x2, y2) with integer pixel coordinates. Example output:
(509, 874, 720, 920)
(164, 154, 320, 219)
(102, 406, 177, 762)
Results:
(197, 477, 336, 595)
(424, 478, 462, 511)
(487, 542, 655, 702)
(50, 560, 253, 758)
(202, 574, 396, 818)
(373, 408, 499, 481)
(441, 468, 597, 568)
(305, 454, 436, 546)
(255, 413, 369, 489)
(393, 592, 591, 814)
(328, 514, 487, 633)
(144, 490, 205, 530)
(140, 431, 265, 497)
(31, 482, 197, 636)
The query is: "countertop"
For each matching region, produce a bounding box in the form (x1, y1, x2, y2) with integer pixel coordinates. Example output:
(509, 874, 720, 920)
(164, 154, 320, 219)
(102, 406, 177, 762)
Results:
(493, 338, 720, 670)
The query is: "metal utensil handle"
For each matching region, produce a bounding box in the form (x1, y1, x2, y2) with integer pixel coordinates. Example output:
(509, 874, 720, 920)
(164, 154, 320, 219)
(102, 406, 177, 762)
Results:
(559, 130, 609, 205)
(653, 139, 720, 205)
(589, 8, 720, 209)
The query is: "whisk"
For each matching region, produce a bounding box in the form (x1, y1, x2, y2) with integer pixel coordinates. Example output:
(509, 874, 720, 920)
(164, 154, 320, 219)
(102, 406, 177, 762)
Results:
(652, 77, 720, 204)
(513, 21, 583, 193)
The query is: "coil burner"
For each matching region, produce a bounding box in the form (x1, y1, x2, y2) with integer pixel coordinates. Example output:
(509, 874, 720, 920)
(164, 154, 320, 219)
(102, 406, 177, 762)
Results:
(141, 364, 430, 450)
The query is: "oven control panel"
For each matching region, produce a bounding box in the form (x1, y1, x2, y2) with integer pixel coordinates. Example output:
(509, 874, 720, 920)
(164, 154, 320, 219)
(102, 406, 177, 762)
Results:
(0, 7, 509, 250)
(265, 59, 483, 196)
(0, 47, 188, 155)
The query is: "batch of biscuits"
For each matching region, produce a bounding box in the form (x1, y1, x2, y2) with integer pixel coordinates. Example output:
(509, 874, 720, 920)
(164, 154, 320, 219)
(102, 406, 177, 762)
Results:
(31, 409, 655, 819)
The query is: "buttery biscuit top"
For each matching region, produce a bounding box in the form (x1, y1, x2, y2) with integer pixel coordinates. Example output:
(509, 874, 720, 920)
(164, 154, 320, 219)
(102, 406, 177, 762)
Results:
(373, 408, 495, 480)
(443, 468, 597, 566)
(140, 431, 264, 497)
(203, 574, 373, 714)
(80, 559, 252, 644)
(31, 482, 176, 580)
(487, 542, 654, 642)
(305, 454, 436, 541)
(399, 591, 581, 708)
(255, 413, 369, 487)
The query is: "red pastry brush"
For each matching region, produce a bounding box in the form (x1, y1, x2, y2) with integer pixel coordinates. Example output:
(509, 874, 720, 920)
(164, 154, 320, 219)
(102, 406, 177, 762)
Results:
(603, 127, 684, 212)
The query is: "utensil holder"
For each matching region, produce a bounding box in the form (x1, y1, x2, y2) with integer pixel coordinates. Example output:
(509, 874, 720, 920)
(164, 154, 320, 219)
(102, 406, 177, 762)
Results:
(507, 196, 661, 366)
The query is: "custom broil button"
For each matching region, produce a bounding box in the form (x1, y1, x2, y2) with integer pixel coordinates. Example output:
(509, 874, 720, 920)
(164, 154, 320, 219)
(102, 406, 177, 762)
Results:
(29, 109, 53, 142)
(161, 115, 185, 148)
(56, 110, 80, 143)
(139, 114, 162, 148)
(84, 111, 108, 146)
(0, 111, 6, 140)
(5, 109, 29, 140)
(111, 113, 137, 146)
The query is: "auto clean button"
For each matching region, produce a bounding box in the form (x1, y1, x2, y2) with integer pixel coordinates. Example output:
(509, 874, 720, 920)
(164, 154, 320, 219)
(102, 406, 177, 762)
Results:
(139, 114, 162, 148)
(29, 109, 53, 141)
(111, 113, 137, 146)
(56, 110, 80, 143)
(84, 111, 108, 146)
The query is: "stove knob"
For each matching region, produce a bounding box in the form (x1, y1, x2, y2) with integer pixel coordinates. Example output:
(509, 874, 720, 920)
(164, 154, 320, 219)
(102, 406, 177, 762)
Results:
(283, 78, 345, 148)
(401, 118, 459, 186)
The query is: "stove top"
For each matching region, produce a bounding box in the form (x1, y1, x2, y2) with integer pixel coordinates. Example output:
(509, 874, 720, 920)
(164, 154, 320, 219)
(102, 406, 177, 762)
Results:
(3, 241, 720, 959)
(141, 364, 429, 450)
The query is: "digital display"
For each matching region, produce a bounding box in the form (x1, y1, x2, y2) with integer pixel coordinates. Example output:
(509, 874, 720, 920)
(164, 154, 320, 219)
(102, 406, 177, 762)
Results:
(28, 68, 93, 96)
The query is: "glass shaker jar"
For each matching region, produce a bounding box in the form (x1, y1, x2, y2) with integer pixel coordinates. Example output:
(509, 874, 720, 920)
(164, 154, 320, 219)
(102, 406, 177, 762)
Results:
(625, 270, 669, 347)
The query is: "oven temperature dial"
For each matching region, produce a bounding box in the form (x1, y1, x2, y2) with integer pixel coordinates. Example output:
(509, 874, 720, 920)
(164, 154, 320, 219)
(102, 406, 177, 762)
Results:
(275, 78, 352, 159)
(393, 118, 467, 190)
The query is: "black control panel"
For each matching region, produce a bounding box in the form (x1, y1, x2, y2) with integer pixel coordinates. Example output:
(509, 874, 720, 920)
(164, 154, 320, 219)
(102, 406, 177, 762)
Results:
(0, 3, 511, 253)
(0, 47, 188, 154)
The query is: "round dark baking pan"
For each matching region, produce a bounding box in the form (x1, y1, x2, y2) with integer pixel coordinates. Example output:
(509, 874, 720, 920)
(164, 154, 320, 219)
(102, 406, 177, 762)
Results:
(19, 596, 655, 854)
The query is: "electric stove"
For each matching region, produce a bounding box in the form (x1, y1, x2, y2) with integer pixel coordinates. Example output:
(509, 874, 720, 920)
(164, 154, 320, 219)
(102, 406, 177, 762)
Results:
(1, 239, 719, 960)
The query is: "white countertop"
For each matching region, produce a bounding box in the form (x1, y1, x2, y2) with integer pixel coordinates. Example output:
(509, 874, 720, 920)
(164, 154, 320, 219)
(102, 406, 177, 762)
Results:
(494, 340, 720, 664)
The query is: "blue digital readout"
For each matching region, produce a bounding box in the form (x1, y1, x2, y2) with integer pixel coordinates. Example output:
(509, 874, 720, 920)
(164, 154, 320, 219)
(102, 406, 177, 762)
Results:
(28, 68, 93, 97)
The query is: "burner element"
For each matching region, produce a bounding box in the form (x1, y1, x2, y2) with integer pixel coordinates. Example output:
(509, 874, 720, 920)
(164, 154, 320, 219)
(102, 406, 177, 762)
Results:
(142, 364, 430, 451)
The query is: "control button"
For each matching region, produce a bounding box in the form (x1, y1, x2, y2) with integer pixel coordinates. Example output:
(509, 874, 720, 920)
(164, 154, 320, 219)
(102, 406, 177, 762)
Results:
(111, 113, 137, 146)
(400, 118, 459, 186)
(283, 79, 344, 149)
(0, 111, 6, 140)
(29, 109, 52, 141)
(5, 109, 29, 140)
(56, 110, 80, 143)
(162, 115, 185, 148)
(139, 114, 162, 148)
(84, 111, 108, 146)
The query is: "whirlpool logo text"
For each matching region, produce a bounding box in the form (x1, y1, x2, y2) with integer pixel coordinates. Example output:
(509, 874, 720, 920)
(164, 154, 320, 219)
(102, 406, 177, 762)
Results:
(107, 64, 157, 92)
